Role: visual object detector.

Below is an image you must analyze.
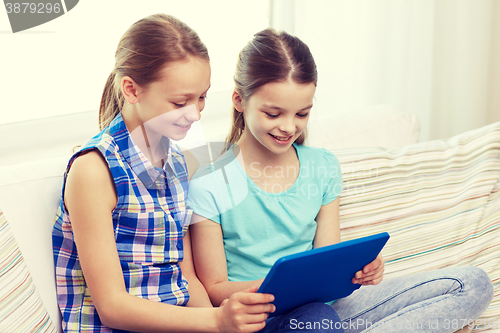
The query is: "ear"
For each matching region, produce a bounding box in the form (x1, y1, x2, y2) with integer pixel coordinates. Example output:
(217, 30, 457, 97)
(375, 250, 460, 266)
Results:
(121, 76, 142, 104)
(232, 90, 244, 112)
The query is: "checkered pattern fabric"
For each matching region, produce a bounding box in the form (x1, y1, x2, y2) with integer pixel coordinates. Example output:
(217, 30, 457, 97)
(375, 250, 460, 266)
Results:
(52, 114, 192, 332)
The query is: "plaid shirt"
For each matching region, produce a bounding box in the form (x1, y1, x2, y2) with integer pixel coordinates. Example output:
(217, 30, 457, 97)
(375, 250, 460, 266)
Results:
(52, 114, 192, 332)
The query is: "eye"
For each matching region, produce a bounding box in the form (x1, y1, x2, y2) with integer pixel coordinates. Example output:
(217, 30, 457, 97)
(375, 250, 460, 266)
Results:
(199, 95, 207, 101)
(297, 113, 309, 118)
(173, 102, 187, 108)
(265, 113, 279, 118)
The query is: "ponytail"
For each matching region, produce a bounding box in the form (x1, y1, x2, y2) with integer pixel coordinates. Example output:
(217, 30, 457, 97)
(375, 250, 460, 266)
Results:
(224, 108, 244, 151)
(99, 72, 123, 130)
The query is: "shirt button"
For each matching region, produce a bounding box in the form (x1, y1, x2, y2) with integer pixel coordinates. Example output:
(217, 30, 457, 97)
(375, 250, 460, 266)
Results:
(176, 243, 182, 249)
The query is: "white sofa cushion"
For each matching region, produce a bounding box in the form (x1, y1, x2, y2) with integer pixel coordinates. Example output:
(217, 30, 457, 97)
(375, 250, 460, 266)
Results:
(0, 210, 57, 332)
(329, 121, 500, 329)
(0, 157, 69, 333)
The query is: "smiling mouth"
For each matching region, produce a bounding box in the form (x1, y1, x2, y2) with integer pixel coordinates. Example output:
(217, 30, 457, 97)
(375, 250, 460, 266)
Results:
(270, 133, 293, 141)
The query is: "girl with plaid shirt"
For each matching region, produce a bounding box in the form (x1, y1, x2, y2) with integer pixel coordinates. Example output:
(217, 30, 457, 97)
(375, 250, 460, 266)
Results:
(52, 14, 282, 333)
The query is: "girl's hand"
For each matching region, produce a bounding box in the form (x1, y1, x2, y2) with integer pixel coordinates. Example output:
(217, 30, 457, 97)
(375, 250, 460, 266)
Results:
(216, 287, 275, 333)
(352, 254, 385, 285)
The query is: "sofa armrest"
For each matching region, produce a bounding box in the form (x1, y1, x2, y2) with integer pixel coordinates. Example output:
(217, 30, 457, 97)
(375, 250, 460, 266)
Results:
(0, 157, 69, 332)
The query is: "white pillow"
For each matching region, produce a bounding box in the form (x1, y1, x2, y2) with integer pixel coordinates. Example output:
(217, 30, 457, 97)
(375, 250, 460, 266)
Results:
(306, 104, 420, 150)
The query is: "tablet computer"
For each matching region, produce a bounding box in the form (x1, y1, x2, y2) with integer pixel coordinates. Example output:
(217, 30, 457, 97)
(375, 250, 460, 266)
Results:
(257, 232, 390, 317)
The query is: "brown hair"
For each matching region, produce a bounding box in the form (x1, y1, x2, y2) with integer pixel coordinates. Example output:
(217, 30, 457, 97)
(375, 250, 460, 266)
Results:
(99, 14, 209, 130)
(226, 28, 317, 149)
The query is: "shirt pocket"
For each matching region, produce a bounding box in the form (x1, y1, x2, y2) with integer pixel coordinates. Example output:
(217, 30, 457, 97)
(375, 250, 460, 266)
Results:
(114, 209, 178, 264)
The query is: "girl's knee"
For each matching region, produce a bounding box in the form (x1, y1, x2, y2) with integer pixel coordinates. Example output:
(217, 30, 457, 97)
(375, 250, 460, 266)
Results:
(456, 266, 493, 292)
(467, 267, 493, 298)
(458, 266, 494, 315)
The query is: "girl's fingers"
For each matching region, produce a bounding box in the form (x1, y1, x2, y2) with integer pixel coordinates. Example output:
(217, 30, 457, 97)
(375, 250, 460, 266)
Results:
(246, 312, 270, 323)
(218, 305, 268, 333)
(363, 254, 384, 273)
(242, 286, 259, 293)
(243, 322, 267, 333)
(219, 292, 274, 332)
(236, 291, 275, 306)
(353, 267, 385, 285)
(354, 265, 380, 279)
(355, 255, 385, 278)
(353, 259, 385, 284)
(244, 302, 276, 314)
(239, 286, 275, 307)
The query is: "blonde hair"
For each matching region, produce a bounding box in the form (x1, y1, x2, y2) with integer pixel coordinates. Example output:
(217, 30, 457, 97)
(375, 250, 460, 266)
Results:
(99, 14, 209, 130)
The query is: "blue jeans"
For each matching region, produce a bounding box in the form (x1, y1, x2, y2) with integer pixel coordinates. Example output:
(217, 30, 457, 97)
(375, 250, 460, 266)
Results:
(259, 302, 344, 332)
(331, 266, 493, 333)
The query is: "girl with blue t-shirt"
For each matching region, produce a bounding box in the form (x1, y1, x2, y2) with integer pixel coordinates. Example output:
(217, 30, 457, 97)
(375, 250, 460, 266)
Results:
(187, 28, 494, 333)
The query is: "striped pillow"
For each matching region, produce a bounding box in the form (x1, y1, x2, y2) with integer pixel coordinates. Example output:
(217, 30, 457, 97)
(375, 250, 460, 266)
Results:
(333, 121, 500, 331)
(0, 210, 57, 332)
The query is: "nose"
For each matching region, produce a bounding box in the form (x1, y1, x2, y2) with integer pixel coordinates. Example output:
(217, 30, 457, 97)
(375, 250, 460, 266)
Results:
(184, 103, 201, 122)
(279, 116, 296, 134)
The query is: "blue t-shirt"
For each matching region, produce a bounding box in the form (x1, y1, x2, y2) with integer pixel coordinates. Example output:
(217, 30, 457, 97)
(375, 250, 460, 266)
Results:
(187, 143, 343, 281)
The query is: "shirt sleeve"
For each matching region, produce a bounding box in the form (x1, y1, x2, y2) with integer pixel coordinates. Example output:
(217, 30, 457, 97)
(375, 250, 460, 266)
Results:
(322, 149, 343, 205)
(186, 165, 223, 224)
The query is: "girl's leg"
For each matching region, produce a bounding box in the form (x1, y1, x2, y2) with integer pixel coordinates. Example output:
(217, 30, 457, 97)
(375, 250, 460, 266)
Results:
(331, 266, 493, 333)
(259, 302, 344, 333)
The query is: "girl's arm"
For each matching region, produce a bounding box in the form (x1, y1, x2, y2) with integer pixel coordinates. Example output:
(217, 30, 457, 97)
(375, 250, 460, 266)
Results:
(313, 196, 384, 285)
(189, 214, 264, 306)
(66, 151, 273, 333)
(179, 147, 217, 306)
(179, 229, 213, 307)
(313, 197, 341, 248)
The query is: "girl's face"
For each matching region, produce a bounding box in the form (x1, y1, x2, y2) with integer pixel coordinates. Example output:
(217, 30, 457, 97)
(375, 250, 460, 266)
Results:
(128, 56, 211, 141)
(236, 79, 316, 155)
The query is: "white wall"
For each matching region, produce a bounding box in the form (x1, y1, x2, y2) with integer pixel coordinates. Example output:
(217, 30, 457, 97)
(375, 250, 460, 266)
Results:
(3, 0, 500, 165)
(1, 0, 270, 165)
(271, 0, 500, 141)
(0, 0, 269, 125)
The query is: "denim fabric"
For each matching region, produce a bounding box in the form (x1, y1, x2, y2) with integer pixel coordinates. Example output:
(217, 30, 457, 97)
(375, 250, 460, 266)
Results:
(259, 302, 344, 332)
(331, 266, 493, 333)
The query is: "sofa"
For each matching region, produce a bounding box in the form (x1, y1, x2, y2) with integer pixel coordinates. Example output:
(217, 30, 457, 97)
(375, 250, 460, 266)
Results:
(0, 105, 499, 332)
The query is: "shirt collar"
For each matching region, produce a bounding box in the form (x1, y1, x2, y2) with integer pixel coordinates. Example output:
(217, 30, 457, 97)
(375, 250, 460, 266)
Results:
(110, 113, 172, 190)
